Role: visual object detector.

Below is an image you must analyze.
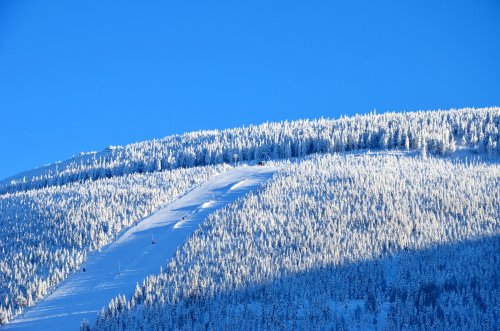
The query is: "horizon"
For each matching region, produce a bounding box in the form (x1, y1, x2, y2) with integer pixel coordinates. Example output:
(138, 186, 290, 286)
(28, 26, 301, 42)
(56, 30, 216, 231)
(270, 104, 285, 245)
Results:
(2, 106, 497, 183)
(1, 105, 498, 181)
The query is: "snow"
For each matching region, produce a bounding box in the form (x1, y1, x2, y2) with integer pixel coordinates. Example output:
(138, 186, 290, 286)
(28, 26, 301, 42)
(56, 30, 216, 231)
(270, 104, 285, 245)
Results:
(377, 302, 392, 330)
(229, 179, 247, 190)
(3, 107, 497, 195)
(384, 255, 400, 287)
(200, 200, 214, 208)
(2, 164, 277, 331)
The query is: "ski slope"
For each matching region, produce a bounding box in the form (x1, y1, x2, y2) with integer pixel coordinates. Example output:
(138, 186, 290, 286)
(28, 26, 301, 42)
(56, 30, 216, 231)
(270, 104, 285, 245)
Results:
(3, 164, 277, 330)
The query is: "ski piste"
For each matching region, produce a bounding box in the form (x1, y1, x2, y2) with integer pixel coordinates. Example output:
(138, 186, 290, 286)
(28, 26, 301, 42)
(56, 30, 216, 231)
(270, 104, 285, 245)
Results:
(3, 164, 277, 330)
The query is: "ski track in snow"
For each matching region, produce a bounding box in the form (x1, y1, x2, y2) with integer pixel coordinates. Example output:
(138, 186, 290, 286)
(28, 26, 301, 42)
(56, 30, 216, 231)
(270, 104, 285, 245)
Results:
(3, 165, 277, 331)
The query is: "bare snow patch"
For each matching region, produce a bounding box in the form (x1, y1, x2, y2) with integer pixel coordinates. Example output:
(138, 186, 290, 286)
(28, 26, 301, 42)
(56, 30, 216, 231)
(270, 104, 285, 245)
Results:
(201, 200, 214, 209)
(230, 179, 247, 190)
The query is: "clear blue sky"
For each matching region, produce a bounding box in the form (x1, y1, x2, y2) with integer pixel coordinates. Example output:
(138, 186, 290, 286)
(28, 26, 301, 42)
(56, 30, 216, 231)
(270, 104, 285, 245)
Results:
(1, 0, 499, 180)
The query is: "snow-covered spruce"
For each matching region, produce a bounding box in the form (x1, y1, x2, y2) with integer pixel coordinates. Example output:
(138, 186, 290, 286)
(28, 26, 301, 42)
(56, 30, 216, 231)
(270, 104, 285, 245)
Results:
(0, 164, 229, 324)
(2, 107, 499, 194)
(94, 154, 499, 330)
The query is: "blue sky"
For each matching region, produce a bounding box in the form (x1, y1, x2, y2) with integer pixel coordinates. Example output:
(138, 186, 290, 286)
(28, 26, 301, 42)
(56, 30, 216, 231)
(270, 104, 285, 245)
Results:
(1, 0, 499, 179)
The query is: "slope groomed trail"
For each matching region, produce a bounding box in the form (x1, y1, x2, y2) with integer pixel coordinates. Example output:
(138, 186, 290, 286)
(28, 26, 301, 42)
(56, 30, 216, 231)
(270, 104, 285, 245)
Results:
(3, 165, 277, 330)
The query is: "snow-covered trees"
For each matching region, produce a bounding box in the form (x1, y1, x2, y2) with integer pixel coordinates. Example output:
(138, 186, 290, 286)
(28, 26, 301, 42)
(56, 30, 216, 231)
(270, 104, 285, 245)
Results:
(94, 153, 499, 330)
(0, 164, 229, 324)
(2, 107, 499, 194)
(1, 107, 499, 329)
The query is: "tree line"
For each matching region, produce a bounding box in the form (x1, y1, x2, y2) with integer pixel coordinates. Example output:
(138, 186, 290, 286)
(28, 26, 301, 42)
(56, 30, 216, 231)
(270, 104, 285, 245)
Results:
(2, 107, 498, 194)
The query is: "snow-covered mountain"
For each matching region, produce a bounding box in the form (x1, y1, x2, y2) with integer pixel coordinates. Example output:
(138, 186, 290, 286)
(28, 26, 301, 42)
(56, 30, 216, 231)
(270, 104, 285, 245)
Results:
(0, 107, 499, 330)
(3, 165, 277, 330)
(0, 164, 230, 324)
(95, 152, 499, 330)
(1, 107, 498, 194)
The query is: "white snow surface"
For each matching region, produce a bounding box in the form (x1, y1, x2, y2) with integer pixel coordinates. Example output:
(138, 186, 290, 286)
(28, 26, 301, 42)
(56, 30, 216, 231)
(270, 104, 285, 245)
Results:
(3, 165, 277, 330)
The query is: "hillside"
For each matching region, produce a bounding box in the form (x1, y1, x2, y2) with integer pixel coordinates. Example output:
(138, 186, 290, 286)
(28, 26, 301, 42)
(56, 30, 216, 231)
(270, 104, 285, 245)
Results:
(0, 107, 499, 330)
(92, 153, 499, 330)
(0, 165, 230, 324)
(2, 107, 498, 194)
(3, 165, 277, 330)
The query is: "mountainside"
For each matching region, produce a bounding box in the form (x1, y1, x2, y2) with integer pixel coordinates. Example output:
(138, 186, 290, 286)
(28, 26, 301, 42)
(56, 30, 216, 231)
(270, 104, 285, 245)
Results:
(2, 107, 498, 194)
(93, 153, 499, 330)
(0, 165, 230, 324)
(3, 165, 277, 330)
(0, 107, 499, 330)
